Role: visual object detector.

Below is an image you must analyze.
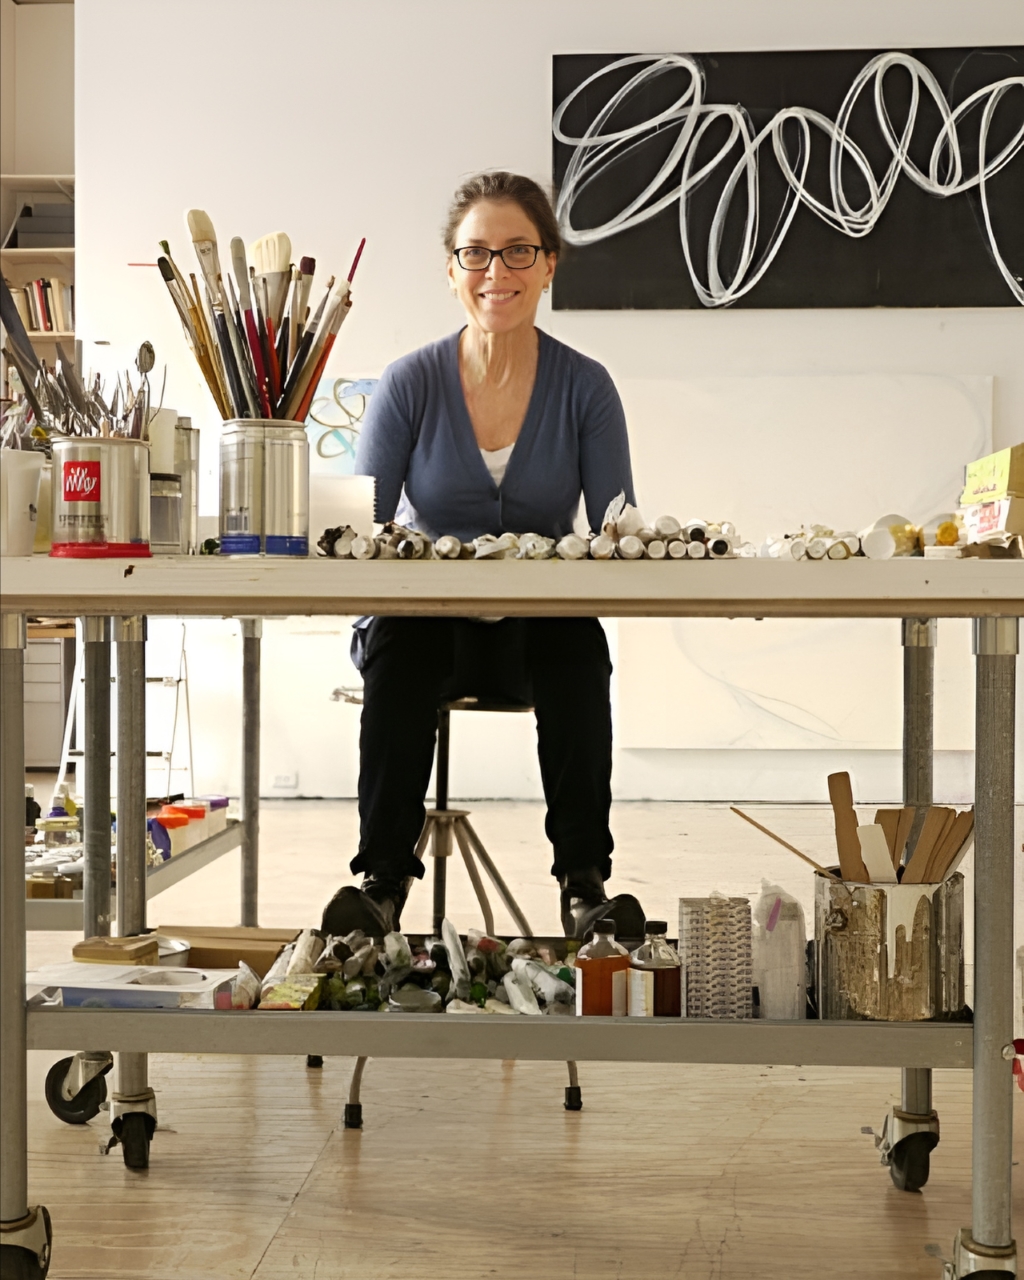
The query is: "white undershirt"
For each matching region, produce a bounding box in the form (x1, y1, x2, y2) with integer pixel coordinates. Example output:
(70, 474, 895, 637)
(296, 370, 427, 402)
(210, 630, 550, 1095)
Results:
(480, 444, 514, 486)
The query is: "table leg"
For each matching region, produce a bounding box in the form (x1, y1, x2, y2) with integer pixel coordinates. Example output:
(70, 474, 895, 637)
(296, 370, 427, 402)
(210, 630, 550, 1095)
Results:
(83, 617, 112, 939)
(0, 612, 51, 1271)
(893, 620, 940, 1189)
(950, 617, 1018, 1277)
(111, 616, 156, 1169)
(241, 619, 261, 928)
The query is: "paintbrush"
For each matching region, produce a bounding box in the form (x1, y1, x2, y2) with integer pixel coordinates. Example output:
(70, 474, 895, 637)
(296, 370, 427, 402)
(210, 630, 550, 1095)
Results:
(278, 274, 335, 408)
(278, 264, 300, 377)
(250, 230, 291, 331)
(293, 256, 315, 344)
(730, 807, 842, 880)
(187, 210, 249, 417)
(282, 281, 353, 421)
(158, 255, 229, 416)
(223, 271, 261, 418)
(259, 275, 283, 406)
(190, 271, 232, 412)
(231, 237, 271, 417)
(250, 267, 275, 409)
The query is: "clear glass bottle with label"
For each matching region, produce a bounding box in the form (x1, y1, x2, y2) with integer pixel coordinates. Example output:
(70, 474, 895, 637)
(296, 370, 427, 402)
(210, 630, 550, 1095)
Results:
(628, 920, 682, 1017)
(575, 918, 630, 1016)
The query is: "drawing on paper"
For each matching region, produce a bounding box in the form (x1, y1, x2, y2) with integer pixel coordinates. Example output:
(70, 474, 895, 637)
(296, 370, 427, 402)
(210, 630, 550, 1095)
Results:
(552, 49, 1024, 308)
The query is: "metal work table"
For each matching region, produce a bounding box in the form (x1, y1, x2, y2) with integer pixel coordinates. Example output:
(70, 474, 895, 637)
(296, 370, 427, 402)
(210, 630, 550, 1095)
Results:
(2, 555, 1020, 1279)
(25, 820, 242, 931)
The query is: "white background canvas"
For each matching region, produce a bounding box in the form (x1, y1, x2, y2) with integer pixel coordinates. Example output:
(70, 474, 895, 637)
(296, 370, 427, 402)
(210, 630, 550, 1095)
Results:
(70, 0, 1024, 801)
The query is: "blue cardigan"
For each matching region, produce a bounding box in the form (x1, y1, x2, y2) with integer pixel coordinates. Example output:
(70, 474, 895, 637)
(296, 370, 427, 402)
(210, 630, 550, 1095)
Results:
(354, 328, 635, 542)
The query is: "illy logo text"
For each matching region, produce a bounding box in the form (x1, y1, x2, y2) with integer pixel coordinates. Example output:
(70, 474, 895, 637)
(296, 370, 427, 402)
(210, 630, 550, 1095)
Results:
(63, 460, 101, 501)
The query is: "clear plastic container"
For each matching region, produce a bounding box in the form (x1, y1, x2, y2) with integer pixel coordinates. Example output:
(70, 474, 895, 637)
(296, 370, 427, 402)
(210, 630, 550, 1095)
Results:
(628, 920, 682, 1017)
(575, 918, 630, 1016)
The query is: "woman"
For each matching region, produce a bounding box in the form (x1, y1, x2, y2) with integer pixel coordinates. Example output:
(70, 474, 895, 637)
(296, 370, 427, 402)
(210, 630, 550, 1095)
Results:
(322, 171, 645, 941)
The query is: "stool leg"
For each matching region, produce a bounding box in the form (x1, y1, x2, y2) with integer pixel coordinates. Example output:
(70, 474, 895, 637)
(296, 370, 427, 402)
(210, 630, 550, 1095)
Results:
(460, 817, 533, 937)
(344, 1056, 367, 1129)
(453, 820, 495, 936)
(432, 818, 451, 937)
(565, 1061, 582, 1111)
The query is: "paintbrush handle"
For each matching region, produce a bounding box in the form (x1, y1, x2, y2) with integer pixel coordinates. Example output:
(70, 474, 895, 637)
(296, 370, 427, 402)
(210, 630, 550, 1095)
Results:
(243, 309, 273, 417)
(290, 331, 336, 423)
(213, 310, 248, 418)
(265, 314, 282, 408)
(279, 329, 315, 408)
(730, 807, 841, 880)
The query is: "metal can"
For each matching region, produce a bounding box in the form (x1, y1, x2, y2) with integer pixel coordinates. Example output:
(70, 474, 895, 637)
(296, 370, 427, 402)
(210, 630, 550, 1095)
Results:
(150, 473, 183, 555)
(50, 437, 151, 558)
(219, 419, 308, 556)
(174, 418, 200, 554)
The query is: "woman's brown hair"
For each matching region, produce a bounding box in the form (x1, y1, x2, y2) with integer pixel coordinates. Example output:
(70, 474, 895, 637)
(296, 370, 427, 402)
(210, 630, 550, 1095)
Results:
(443, 171, 562, 256)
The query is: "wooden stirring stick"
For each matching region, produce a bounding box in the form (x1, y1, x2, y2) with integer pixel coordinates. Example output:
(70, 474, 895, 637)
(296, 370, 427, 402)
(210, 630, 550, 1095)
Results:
(730, 807, 842, 881)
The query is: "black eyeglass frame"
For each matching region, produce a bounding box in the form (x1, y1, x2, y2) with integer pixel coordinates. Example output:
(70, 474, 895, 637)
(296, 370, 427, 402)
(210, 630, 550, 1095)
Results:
(452, 244, 547, 271)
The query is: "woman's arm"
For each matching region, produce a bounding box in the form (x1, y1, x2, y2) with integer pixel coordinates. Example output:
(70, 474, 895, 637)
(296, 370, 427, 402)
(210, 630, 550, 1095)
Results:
(354, 362, 417, 523)
(578, 364, 636, 534)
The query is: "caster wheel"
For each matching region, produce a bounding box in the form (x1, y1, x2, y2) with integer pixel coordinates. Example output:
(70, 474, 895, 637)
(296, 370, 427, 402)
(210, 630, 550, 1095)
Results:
(44, 1057, 108, 1125)
(0, 1207, 52, 1279)
(888, 1131, 938, 1192)
(113, 1112, 155, 1170)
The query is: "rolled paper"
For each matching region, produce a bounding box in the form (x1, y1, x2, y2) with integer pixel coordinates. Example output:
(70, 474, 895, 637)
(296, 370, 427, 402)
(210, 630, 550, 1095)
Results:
(654, 515, 682, 540)
(637, 527, 657, 545)
(435, 535, 462, 559)
(351, 535, 378, 560)
(826, 539, 850, 559)
(668, 540, 688, 559)
(555, 533, 588, 560)
(684, 520, 707, 542)
(686, 540, 706, 558)
(806, 537, 828, 560)
(860, 527, 895, 559)
(590, 534, 617, 559)
(708, 535, 734, 558)
(619, 535, 645, 559)
(645, 539, 667, 559)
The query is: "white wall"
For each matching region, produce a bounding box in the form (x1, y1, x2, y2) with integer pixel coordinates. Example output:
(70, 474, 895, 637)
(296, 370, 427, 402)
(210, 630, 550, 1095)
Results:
(75, 0, 1024, 803)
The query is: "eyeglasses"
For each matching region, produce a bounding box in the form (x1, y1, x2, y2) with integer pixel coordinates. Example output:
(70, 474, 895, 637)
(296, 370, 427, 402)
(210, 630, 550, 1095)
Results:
(453, 244, 545, 271)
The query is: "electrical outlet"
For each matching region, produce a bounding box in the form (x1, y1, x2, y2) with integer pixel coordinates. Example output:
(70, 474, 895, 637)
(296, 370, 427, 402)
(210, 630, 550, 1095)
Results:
(272, 772, 298, 789)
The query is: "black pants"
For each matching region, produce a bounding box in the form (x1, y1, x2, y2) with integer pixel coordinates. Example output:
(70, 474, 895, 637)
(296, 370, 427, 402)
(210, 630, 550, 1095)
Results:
(352, 616, 614, 883)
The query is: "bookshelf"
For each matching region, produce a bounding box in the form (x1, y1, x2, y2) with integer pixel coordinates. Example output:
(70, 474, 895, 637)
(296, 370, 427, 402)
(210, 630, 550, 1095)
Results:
(0, 175, 76, 390)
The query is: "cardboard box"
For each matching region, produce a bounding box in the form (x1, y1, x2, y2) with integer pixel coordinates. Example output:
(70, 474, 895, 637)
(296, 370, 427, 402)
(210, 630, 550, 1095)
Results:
(961, 444, 1024, 506)
(26, 875, 74, 899)
(155, 925, 300, 977)
(73, 935, 159, 965)
(961, 496, 1024, 542)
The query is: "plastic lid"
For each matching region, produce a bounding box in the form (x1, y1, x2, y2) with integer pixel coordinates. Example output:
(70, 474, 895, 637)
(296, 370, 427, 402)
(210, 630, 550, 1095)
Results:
(165, 804, 205, 819)
(154, 811, 189, 829)
(645, 920, 668, 933)
(201, 795, 229, 809)
(594, 918, 616, 934)
(150, 472, 182, 484)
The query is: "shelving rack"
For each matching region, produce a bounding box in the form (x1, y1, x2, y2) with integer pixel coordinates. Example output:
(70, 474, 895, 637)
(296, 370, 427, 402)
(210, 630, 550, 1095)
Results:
(0, 174, 77, 394)
(1, 555, 1020, 1278)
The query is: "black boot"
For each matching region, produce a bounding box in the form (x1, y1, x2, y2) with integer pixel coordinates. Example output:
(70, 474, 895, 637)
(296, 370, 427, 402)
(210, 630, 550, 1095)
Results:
(320, 874, 414, 938)
(559, 867, 646, 941)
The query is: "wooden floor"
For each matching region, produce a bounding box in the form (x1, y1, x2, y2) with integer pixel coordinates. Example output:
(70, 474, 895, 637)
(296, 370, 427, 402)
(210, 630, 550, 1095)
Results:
(24, 800, 1024, 1280)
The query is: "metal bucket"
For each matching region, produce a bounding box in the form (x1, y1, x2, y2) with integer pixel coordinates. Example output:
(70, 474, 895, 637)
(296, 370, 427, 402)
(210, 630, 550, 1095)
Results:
(150, 473, 183, 554)
(815, 873, 965, 1021)
(174, 418, 200, 554)
(219, 418, 308, 556)
(50, 437, 151, 558)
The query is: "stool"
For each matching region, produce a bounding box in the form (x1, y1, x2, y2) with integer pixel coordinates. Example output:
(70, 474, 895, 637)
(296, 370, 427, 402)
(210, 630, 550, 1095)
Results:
(326, 687, 583, 1118)
(418, 697, 534, 938)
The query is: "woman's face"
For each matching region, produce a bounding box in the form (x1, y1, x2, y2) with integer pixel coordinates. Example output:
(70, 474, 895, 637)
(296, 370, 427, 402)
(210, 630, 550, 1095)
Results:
(447, 198, 556, 334)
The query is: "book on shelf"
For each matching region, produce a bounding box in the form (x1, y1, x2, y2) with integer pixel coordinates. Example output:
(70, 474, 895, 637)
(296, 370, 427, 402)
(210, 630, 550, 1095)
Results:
(7, 276, 74, 334)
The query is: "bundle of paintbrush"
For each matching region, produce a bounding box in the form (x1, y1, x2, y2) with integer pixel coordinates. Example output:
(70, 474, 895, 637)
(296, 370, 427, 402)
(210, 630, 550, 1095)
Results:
(158, 209, 363, 422)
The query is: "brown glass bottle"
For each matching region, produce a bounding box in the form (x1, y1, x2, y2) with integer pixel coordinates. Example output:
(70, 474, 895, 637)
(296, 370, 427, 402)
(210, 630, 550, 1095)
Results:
(575, 918, 630, 1016)
(628, 920, 682, 1017)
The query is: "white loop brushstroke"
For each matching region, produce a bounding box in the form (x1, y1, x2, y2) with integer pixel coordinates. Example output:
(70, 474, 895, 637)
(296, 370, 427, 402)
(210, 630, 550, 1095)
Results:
(552, 52, 1024, 306)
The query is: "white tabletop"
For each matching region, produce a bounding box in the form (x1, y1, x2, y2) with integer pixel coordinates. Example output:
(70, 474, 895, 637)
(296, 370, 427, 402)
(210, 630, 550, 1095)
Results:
(2, 555, 1020, 619)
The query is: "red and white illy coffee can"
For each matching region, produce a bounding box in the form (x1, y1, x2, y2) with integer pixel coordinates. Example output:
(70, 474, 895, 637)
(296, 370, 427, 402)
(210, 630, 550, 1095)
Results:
(50, 438, 151, 558)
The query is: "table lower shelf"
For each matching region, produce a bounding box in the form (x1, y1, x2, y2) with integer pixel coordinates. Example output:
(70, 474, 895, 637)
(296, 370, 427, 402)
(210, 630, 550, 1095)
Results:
(25, 821, 242, 930)
(25, 1008, 973, 1068)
